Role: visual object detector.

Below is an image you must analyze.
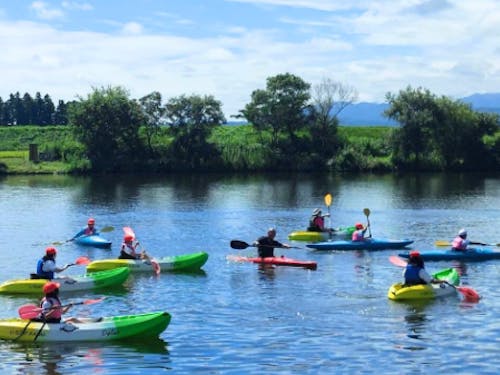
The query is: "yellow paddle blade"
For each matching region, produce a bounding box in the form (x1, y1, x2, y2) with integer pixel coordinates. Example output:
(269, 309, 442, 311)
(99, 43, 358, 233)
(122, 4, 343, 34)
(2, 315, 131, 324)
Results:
(435, 240, 451, 247)
(324, 193, 332, 207)
(363, 208, 370, 217)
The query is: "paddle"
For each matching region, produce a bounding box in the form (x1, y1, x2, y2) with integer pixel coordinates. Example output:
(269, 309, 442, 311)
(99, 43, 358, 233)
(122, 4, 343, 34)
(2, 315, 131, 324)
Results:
(388, 256, 480, 302)
(363, 208, 372, 238)
(324, 193, 332, 229)
(68, 256, 91, 267)
(435, 240, 500, 247)
(230, 240, 301, 250)
(123, 227, 161, 275)
(18, 297, 105, 320)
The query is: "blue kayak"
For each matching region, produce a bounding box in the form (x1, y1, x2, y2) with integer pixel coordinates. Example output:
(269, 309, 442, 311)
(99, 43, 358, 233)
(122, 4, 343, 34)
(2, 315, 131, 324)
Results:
(74, 234, 112, 249)
(306, 238, 413, 251)
(399, 248, 500, 261)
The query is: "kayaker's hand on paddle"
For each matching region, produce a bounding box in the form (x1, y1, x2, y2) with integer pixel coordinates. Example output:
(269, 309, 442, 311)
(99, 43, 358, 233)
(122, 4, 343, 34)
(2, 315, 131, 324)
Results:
(281, 244, 292, 249)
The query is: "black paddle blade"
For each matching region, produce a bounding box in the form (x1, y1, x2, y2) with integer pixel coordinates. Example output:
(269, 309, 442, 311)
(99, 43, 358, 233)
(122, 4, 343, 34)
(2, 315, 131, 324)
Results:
(230, 240, 250, 249)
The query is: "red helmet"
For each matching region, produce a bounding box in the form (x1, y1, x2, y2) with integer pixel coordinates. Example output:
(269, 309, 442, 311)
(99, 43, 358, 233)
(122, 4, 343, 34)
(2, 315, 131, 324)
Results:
(409, 250, 421, 258)
(124, 234, 134, 242)
(88, 218, 95, 225)
(355, 223, 364, 230)
(46, 247, 57, 255)
(43, 281, 60, 294)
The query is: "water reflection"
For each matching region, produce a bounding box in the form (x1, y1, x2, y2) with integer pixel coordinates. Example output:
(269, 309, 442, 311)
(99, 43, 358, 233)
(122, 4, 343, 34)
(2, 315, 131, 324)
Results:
(6, 338, 169, 374)
(400, 300, 431, 341)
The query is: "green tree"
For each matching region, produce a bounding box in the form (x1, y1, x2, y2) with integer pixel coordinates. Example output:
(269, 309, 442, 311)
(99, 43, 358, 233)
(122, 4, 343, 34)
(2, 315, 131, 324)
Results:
(54, 100, 69, 125)
(239, 73, 311, 147)
(310, 78, 358, 161)
(68, 86, 145, 172)
(385, 87, 438, 169)
(164, 94, 225, 169)
(139, 91, 164, 155)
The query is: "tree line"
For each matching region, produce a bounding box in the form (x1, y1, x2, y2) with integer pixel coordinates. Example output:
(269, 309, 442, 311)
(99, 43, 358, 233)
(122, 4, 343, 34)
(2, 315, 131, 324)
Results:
(2, 74, 499, 173)
(0, 92, 70, 126)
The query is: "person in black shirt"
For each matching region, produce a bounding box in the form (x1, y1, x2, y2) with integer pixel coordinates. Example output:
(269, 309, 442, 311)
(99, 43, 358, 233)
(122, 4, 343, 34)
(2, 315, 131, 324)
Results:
(254, 228, 291, 257)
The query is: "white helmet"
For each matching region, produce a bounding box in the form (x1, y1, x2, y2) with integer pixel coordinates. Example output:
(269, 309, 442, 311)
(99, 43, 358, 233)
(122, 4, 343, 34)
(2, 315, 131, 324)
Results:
(458, 228, 467, 237)
(312, 208, 321, 216)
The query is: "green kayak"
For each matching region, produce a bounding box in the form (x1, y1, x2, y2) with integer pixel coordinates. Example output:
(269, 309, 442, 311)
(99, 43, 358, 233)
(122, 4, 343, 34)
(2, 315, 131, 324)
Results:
(0, 311, 171, 342)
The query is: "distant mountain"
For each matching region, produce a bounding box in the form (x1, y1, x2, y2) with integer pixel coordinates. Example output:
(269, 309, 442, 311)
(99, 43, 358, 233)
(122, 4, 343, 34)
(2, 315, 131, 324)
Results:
(338, 92, 500, 126)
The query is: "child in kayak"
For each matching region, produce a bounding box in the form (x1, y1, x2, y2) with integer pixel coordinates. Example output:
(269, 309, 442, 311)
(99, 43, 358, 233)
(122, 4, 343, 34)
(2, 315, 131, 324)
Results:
(351, 223, 367, 241)
(72, 218, 98, 239)
(253, 228, 291, 257)
(403, 251, 440, 286)
(119, 234, 143, 259)
(33, 247, 70, 279)
(451, 229, 469, 251)
(31, 282, 72, 323)
(307, 208, 331, 233)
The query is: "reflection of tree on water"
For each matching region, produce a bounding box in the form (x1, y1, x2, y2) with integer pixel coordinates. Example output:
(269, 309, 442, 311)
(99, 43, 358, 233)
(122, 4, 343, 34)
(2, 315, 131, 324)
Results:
(9, 338, 169, 374)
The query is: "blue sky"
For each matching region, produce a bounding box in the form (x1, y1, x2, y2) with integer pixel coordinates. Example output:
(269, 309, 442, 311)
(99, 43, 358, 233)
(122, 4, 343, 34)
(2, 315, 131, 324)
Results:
(0, 0, 498, 118)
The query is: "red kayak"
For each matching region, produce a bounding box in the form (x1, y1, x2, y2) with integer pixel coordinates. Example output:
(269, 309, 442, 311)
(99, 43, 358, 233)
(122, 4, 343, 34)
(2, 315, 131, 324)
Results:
(227, 255, 317, 270)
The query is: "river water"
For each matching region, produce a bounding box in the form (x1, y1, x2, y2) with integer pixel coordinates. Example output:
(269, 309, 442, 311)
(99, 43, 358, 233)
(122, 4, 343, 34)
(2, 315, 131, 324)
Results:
(0, 172, 499, 374)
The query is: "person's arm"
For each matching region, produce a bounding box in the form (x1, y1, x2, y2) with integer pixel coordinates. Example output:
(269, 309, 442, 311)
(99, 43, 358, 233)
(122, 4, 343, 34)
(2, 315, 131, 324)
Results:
(419, 269, 433, 284)
(72, 228, 86, 239)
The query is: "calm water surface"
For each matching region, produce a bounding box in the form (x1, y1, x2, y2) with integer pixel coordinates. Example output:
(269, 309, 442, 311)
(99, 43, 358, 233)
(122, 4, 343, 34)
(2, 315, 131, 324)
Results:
(0, 172, 499, 374)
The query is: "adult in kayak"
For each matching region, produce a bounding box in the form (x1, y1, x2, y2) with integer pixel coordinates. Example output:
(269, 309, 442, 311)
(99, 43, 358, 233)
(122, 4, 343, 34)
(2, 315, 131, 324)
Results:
(451, 228, 470, 251)
(72, 218, 98, 239)
(33, 247, 70, 280)
(30, 282, 77, 323)
(351, 223, 368, 241)
(403, 251, 440, 286)
(254, 228, 291, 257)
(307, 208, 331, 233)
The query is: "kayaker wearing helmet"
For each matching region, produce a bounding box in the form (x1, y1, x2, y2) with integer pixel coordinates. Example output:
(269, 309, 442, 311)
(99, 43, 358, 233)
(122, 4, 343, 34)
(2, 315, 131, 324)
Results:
(34, 247, 70, 280)
(254, 227, 291, 258)
(452, 229, 469, 251)
(72, 218, 98, 240)
(31, 282, 71, 323)
(403, 251, 440, 286)
(119, 234, 145, 259)
(307, 208, 331, 232)
(351, 223, 367, 241)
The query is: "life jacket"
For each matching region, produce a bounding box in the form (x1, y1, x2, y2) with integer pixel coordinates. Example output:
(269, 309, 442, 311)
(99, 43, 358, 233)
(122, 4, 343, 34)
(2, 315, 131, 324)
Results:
(308, 216, 324, 232)
(352, 229, 365, 241)
(121, 242, 137, 258)
(404, 265, 425, 285)
(452, 236, 467, 251)
(40, 296, 62, 320)
(84, 227, 96, 235)
(36, 258, 54, 279)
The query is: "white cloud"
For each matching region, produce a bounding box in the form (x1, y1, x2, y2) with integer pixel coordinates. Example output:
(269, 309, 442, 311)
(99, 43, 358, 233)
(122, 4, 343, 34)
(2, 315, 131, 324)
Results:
(30, 1, 64, 20)
(62, 1, 93, 11)
(122, 22, 143, 35)
(1, 1, 499, 117)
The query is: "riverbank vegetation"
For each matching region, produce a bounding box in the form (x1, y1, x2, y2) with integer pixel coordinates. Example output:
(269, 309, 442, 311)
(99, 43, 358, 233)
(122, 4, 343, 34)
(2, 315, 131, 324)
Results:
(1, 74, 499, 175)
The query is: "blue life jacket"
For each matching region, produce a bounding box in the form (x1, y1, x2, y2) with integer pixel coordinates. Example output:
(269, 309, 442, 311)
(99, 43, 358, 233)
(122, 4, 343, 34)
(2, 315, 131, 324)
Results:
(404, 264, 425, 285)
(36, 258, 54, 279)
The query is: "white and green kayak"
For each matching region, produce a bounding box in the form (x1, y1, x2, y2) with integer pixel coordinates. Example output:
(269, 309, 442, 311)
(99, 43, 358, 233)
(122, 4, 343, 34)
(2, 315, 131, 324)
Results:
(0, 267, 130, 294)
(86, 252, 209, 273)
(288, 226, 355, 242)
(0, 311, 171, 342)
